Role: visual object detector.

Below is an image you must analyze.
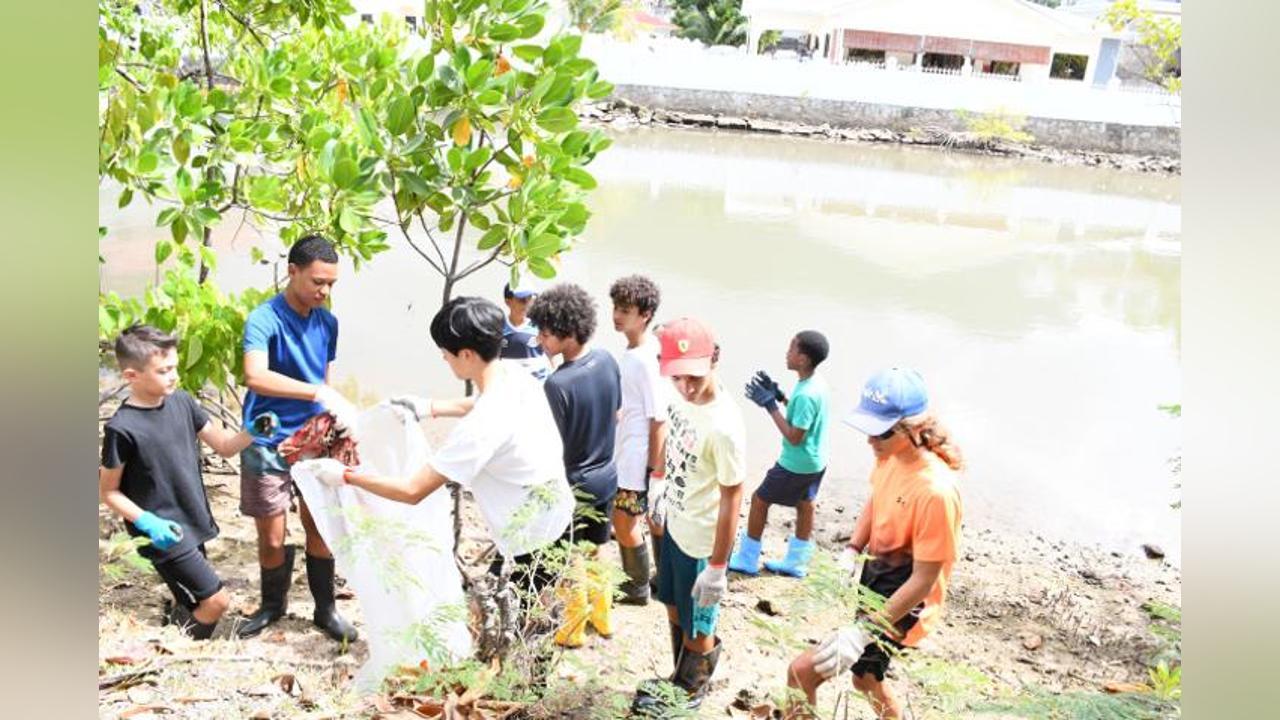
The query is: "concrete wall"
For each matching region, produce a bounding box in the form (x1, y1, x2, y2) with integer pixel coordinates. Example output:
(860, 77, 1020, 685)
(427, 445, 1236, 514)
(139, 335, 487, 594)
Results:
(583, 34, 1180, 155)
(613, 83, 1181, 156)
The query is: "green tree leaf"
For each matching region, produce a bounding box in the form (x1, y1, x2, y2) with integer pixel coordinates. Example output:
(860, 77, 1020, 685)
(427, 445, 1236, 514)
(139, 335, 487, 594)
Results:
(564, 167, 597, 189)
(154, 239, 174, 265)
(387, 95, 416, 136)
(333, 158, 359, 189)
(536, 107, 578, 133)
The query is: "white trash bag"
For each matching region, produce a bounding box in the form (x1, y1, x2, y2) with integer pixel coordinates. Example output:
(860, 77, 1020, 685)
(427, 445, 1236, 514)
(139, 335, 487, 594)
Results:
(291, 402, 472, 691)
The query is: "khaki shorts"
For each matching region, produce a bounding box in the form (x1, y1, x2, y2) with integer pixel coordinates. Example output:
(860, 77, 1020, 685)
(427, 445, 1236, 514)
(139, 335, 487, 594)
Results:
(239, 444, 294, 518)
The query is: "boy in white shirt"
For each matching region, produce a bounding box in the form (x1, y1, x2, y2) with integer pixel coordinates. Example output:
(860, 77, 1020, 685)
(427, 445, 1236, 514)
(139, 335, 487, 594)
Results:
(337, 296, 574, 596)
(608, 275, 669, 605)
(633, 318, 747, 714)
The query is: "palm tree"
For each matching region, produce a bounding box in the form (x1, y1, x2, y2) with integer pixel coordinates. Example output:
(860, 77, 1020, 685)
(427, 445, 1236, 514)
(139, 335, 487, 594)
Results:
(673, 0, 748, 47)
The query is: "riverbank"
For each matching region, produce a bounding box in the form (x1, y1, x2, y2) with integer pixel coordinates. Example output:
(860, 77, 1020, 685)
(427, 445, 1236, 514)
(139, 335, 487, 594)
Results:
(97, 422, 1182, 718)
(585, 98, 1181, 176)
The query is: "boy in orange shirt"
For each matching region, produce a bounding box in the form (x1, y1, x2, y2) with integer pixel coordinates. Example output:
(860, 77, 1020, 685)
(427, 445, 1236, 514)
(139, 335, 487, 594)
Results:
(785, 367, 963, 720)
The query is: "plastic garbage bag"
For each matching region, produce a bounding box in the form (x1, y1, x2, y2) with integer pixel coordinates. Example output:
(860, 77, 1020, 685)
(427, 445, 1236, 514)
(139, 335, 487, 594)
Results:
(291, 402, 472, 690)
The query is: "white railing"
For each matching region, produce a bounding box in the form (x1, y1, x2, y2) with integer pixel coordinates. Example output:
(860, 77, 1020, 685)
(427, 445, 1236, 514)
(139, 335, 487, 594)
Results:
(582, 34, 1181, 128)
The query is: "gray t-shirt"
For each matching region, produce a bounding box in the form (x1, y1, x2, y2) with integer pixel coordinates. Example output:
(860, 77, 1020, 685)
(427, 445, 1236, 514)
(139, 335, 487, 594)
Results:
(543, 348, 622, 503)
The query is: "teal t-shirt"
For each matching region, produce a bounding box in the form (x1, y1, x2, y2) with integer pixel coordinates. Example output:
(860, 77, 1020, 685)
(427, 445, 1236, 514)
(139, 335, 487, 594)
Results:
(778, 374, 830, 474)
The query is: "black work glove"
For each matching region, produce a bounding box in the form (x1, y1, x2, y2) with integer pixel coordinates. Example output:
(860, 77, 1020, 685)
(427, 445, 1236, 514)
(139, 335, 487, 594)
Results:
(745, 377, 779, 413)
(753, 370, 787, 404)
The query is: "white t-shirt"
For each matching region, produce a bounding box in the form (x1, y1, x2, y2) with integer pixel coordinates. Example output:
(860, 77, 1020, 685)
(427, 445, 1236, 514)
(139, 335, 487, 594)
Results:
(428, 365, 573, 559)
(663, 389, 747, 559)
(613, 334, 670, 492)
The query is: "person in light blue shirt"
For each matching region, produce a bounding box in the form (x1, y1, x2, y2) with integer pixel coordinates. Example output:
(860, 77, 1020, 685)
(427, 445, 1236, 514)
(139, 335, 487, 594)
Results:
(729, 331, 831, 578)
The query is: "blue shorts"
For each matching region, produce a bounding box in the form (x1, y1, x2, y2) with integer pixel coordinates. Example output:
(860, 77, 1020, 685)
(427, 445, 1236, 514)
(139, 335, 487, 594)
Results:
(755, 463, 826, 507)
(655, 529, 719, 639)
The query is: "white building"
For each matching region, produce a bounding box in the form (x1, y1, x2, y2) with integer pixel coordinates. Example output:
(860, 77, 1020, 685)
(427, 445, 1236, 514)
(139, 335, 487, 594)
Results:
(742, 0, 1125, 85)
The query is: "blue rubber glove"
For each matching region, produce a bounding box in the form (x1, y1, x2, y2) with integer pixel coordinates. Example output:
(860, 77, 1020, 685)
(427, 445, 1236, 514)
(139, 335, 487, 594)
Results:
(745, 378, 779, 413)
(133, 511, 183, 550)
(248, 411, 280, 439)
(753, 370, 787, 404)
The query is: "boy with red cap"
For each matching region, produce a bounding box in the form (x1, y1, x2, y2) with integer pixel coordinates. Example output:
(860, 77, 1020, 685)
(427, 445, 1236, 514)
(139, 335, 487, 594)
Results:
(633, 318, 747, 715)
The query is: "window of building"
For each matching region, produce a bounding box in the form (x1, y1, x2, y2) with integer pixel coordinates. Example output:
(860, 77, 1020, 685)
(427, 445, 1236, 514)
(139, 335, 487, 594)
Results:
(1050, 53, 1089, 80)
(845, 48, 886, 64)
(360, 13, 373, 24)
(982, 60, 1021, 76)
(405, 15, 418, 30)
(922, 52, 964, 70)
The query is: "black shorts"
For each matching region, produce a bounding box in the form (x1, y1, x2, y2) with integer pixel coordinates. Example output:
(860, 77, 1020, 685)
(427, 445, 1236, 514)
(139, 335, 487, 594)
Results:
(756, 463, 826, 506)
(567, 495, 615, 546)
(850, 559, 922, 681)
(153, 545, 223, 611)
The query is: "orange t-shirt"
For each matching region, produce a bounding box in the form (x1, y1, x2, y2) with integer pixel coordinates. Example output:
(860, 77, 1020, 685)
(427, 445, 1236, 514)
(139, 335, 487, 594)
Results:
(864, 452, 962, 647)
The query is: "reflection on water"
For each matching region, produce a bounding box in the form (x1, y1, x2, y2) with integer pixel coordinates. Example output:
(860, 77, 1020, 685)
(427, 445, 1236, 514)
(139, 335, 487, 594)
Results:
(99, 126, 1181, 562)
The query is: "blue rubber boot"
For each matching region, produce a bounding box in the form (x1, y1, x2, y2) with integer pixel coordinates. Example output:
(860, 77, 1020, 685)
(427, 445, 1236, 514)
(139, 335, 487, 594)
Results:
(764, 536, 815, 578)
(727, 532, 763, 576)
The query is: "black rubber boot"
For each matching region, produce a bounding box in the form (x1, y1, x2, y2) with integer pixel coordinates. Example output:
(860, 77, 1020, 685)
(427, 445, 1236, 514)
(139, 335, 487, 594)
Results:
(671, 636, 721, 710)
(306, 554, 358, 643)
(188, 618, 218, 640)
(648, 532, 663, 595)
(618, 544, 651, 606)
(237, 546, 294, 638)
(164, 601, 218, 640)
(669, 622, 683, 667)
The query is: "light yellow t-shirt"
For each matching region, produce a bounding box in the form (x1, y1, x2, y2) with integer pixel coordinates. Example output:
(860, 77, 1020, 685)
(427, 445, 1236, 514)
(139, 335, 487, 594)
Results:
(663, 390, 746, 558)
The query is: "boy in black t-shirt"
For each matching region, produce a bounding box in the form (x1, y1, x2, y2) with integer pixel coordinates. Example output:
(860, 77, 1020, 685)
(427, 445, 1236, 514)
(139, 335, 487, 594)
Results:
(100, 325, 278, 639)
(527, 283, 622, 647)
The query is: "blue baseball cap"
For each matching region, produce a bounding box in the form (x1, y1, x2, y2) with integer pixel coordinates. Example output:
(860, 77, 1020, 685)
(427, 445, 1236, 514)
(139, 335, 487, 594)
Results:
(504, 280, 540, 299)
(843, 367, 930, 435)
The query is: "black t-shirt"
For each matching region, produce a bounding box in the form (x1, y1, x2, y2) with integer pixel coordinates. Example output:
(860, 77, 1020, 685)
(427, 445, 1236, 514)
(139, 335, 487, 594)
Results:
(543, 348, 622, 502)
(101, 390, 217, 561)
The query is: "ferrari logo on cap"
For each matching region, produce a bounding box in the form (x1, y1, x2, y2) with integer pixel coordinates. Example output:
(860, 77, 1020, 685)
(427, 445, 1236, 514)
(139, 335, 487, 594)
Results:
(677, 339, 689, 353)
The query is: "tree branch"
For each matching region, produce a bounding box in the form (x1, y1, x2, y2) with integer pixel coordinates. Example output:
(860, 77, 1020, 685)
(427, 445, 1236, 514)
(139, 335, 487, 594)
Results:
(400, 225, 446, 275)
(417, 211, 450, 269)
(214, 0, 267, 49)
(115, 67, 144, 91)
(456, 246, 505, 282)
(197, 0, 215, 91)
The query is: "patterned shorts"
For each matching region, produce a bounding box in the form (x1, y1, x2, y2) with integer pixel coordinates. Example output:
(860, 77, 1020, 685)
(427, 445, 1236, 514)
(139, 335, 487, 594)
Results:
(615, 488, 649, 516)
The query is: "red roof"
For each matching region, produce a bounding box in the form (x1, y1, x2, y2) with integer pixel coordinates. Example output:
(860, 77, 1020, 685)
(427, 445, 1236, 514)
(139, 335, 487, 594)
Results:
(633, 11, 676, 30)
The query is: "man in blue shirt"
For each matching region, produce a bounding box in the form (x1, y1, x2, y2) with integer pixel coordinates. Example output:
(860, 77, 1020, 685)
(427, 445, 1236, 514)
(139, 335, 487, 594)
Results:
(237, 235, 359, 642)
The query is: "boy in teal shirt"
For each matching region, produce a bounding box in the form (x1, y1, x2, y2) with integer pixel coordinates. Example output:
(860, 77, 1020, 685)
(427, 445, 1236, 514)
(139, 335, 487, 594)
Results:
(730, 330, 831, 578)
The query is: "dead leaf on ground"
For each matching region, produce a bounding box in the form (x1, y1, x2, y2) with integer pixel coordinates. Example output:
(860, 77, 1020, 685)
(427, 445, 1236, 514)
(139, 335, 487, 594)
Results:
(118, 703, 173, 718)
(1104, 681, 1150, 694)
(249, 710, 273, 720)
(412, 699, 444, 718)
(271, 672, 299, 696)
(264, 630, 287, 644)
(174, 695, 220, 704)
(335, 587, 355, 599)
(750, 702, 778, 720)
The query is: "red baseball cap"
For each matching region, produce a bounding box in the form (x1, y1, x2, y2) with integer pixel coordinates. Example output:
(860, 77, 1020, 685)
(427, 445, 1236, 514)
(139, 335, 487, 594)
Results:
(657, 317, 717, 377)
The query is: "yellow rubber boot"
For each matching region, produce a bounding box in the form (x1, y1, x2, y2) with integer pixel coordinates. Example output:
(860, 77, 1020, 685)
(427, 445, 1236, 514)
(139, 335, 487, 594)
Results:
(587, 569, 615, 638)
(554, 580, 589, 648)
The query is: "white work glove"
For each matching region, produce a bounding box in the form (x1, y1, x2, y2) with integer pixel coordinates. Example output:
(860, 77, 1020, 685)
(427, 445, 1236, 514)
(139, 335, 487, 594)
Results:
(812, 625, 875, 679)
(838, 545, 864, 576)
(389, 395, 432, 421)
(314, 385, 359, 438)
(647, 477, 668, 528)
(307, 458, 348, 488)
(691, 563, 728, 608)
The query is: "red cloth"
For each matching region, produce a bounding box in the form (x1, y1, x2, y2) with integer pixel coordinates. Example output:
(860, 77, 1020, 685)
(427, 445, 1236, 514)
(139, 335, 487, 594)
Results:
(278, 412, 360, 467)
